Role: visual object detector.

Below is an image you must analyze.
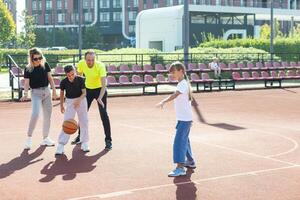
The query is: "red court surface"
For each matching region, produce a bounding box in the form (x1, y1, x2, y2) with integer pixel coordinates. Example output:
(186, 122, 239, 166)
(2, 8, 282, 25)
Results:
(1, 88, 300, 200)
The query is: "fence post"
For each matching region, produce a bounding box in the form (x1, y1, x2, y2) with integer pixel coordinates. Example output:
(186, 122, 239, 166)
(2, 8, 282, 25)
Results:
(136, 54, 138, 64)
(141, 54, 144, 66)
(7, 56, 14, 100)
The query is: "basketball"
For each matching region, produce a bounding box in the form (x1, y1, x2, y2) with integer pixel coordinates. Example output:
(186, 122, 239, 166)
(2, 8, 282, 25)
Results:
(62, 119, 78, 135)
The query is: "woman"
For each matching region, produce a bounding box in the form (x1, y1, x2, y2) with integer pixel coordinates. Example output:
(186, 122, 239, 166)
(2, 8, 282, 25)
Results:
(21, 48, 58, 150)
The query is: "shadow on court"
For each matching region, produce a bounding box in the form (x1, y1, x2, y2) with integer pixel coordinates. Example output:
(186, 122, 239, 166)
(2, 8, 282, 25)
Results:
(39, 146, 109, 182)
(174, 169, 197, 200)
(192, 99, 245, 131)
(0, 146, 46, 179)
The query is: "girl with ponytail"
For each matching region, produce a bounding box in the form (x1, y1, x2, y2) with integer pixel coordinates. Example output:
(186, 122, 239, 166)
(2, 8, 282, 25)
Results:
(156, 61, 196, 177)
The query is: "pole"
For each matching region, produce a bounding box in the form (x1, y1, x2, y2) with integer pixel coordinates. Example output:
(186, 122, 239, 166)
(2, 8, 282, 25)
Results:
(52, 3, 56, 46)
(270, 0, 274, 62)
(183, 0, 189, 66)
(291, 16, 294, 37)
(78, 0, 82, 60)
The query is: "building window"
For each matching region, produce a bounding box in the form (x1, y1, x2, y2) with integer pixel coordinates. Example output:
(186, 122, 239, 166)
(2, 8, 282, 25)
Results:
(149, 41, 163, 51)
(113, 0, 121, 8)
(32, 0, 37, 10)
(65, 0, 68, 9)
(133, 0, 138, 7)
(57, 0, 62, 9)
(165, 0, 173, 6)
(34, 15, 38, 23)
(46, 0, 52, 10)
(100, 0, 110, 8)
(45, 14, 49, 24)
(38, 0, 42, 10)
(100, 12, 110, 22)
(191, 0, 202, 4)
(113, 12, 122, 21)
(58, 13, 65, 23)
(233, 16, 244, 25)
(129, 25, 135, 33)
(129, 11, 137, 21)
(84, 12, 93, 22)
(91, 0, 94, 8)
(143, 0, 147, 9)
(83, 0, 89, 9)
(153, 0, 159, 8)
(191, 15, 205, 24)
(178, 0, 184, 4)
(206, 16, 217, 24)
(72, 13, 79, 23)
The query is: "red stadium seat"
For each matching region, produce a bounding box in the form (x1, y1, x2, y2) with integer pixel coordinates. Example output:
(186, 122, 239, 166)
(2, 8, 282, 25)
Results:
(107, 76, 120, 86)
(132, 75, 145, 85)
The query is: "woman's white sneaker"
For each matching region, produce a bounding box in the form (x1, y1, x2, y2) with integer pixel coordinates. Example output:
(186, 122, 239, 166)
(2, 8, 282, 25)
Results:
(41, 137, 55, 146)
(81, 142, 90, 152)
(24, 137, 32, 150)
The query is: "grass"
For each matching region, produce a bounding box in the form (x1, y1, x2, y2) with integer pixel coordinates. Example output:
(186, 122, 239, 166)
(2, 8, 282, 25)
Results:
(0, 67, 8, 73)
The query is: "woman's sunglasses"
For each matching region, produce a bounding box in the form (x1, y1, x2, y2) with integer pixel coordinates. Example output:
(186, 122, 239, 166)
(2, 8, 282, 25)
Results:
(33, 57, 43, 61)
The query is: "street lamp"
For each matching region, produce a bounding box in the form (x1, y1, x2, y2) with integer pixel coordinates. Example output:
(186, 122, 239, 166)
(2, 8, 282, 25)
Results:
(78, 0, 82, 59)
(183, 0, 189, 66)
(270, 0, 274, 62)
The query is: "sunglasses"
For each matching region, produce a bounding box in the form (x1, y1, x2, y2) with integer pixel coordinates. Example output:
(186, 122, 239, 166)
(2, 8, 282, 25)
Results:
(33, 57, 43, 61)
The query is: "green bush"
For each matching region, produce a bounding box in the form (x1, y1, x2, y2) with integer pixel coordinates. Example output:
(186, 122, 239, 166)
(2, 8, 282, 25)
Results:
(1, 46, 277, 68)
(162, 47, 276, 64)
(200, 38, 300, 61)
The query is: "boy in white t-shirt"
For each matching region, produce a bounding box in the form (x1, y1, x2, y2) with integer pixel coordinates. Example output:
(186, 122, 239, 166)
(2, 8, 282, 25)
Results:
(209, 57, 221, 78)
(157, 61, 196, 177)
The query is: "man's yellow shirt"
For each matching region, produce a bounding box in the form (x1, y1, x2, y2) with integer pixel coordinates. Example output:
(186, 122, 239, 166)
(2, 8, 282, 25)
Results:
(77, 60, 107, 89)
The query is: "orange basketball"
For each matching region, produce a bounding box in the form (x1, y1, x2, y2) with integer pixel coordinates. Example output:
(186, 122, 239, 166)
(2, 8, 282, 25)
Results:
(62, 119, 78, 135)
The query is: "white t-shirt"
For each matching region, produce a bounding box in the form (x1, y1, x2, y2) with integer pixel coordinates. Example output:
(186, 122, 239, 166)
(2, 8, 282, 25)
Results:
(174, 79, 193, 121)
(210, 62, 219, 69)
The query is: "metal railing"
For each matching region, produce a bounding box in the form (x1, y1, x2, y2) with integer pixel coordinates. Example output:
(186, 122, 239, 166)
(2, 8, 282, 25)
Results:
(6, 52, 300, 68)
(6, 55, 23, 100)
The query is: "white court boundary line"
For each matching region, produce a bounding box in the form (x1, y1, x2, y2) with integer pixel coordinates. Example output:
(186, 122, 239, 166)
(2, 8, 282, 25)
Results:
(66, 123, 300, 200)
(120, 124, 298, 166)
(67, 165, 299, 200)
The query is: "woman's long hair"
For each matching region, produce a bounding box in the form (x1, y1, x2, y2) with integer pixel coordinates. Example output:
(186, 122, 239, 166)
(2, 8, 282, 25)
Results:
(26, 48, 46, 73)
(169, 61, 193, 101)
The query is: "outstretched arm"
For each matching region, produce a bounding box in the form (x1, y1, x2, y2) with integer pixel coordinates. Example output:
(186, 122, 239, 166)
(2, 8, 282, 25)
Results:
(156, 91, 181, 108)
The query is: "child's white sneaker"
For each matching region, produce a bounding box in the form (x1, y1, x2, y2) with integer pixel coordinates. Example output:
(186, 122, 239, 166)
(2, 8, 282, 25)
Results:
(41, 137, 55, 146)
(81, 142, 90, 152)
(55, 144, 64, 155)
(24, 137, 32, 150)
(168, 167, 186, 177)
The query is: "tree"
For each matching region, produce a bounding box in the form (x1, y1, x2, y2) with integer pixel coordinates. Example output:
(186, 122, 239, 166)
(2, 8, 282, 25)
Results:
(260, 24, 271, 39)
(35, 29, 52, 47)
(0, 0, 16, 45)
(260, 22, 283, 39)
(291, 23, 300, 38)
(83, 26, 103, 49)
(17, 11, 36, 48)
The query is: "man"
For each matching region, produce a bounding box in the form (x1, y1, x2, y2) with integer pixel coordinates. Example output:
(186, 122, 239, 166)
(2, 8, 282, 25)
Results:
(72, 50, 112, 150)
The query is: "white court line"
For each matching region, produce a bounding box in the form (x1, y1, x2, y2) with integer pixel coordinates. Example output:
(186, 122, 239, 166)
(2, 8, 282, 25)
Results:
(67, 165, 299, 200)
(66, 123, 300, 200)
(217, 121, 300, 158)
(253, 130, 299, 158)
(119, 123, 299, 166)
